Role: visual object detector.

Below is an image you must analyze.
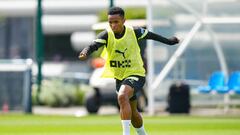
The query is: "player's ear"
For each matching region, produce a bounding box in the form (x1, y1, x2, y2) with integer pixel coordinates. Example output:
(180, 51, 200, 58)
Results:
(122, 18, 126, 23)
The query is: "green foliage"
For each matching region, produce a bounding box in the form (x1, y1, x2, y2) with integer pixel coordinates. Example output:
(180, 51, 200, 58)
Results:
(98, 7, 146, 22)
(0, 15, 5, 22)
(0, 15, 3, 19)
(32, 79, 86, 107)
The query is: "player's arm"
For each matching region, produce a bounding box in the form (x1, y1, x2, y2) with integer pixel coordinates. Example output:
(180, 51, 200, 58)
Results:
(145, 31, 179, 45)
(79, 31, 108, 60)
(78, 42, 104, 60)
(135, 27, 179, 45)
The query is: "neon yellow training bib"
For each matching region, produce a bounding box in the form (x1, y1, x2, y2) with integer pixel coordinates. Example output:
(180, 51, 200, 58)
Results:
(101, 25, 145, 80)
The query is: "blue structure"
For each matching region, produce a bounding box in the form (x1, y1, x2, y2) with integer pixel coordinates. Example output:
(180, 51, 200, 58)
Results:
(198, 71, 225, 94)
(198, 71, 240, 94)
(228, 71, 240, 94)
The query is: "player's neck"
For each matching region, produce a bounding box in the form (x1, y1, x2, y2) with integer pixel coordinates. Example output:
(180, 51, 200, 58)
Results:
(114, 26, 125, 39)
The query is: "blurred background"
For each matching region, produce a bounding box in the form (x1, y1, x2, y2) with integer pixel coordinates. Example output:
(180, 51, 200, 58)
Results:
(0, 0, 239, 116)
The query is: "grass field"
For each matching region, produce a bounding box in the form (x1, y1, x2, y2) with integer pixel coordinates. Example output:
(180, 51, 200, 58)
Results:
(0, 114, 240, 135)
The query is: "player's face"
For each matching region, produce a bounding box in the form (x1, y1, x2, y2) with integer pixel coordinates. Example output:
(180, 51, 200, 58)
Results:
(108, 14, 125, 34)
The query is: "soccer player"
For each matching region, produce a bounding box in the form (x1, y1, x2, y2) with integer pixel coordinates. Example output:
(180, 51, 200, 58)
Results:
(79, 7, 179, 135)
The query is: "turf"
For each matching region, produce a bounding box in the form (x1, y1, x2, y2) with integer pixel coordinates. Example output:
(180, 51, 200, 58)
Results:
(0, 114, 240, 135)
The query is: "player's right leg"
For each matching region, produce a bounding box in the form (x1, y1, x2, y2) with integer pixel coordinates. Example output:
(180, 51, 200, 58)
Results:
(118, 84, 134, 120)
(118, 84, 134, 135)
(116, 75, 146, 135)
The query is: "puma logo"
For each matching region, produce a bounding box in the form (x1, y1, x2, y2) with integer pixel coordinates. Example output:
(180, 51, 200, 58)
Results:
(115, 48, 127, 59)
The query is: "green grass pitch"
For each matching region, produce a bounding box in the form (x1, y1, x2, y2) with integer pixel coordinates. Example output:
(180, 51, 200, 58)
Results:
(0, 114, 240, 135)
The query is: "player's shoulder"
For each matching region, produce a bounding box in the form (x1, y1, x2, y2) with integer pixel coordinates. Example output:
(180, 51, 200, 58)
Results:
(96, 30, 108, 39)
(133, 26, 148, 39)
(133, 26, 142, 31)
(93, 30, 108, 45)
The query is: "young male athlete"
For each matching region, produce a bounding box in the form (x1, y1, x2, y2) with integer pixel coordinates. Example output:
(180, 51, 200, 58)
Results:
(79, 7, 179, 135)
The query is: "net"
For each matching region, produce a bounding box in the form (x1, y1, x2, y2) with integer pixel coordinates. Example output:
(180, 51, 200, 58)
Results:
(0, 59, 33, 113)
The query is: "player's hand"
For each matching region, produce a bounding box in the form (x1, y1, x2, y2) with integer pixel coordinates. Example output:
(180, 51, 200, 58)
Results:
(78, 52, 87, 61)
(169, 36, 180, 45)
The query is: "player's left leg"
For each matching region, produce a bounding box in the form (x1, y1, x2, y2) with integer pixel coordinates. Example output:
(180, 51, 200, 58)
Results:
(130, 99, 148, 135)
(130, 99, 142, 127)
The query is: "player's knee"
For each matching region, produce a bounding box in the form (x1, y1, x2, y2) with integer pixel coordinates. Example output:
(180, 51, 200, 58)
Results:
(117, 93, 129, 105)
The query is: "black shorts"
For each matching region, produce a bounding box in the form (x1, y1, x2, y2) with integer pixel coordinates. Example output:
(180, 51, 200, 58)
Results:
(116, 75, 145, 101)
